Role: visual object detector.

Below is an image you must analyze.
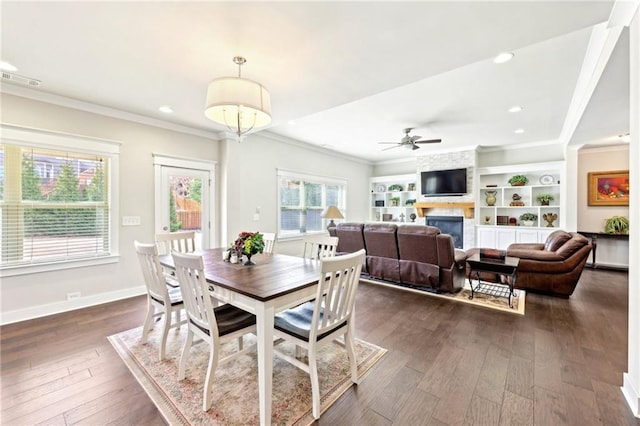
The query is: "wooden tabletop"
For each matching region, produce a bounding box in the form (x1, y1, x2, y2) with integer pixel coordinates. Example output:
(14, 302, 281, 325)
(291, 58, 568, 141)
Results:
(159, 248, 321, 302)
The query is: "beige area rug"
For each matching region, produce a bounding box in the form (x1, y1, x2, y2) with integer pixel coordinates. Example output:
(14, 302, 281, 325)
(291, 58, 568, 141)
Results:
(361, 279, 526, 315)
(108, 325, 386, 425)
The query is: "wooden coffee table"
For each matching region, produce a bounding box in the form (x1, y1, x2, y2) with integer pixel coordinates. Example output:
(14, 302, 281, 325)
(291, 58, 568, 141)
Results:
(466, 253, 520, 308)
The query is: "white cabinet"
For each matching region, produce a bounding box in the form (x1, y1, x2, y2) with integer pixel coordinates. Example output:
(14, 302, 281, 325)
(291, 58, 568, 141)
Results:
(370, 174, 419, 223)
(475, 162, 564, 249)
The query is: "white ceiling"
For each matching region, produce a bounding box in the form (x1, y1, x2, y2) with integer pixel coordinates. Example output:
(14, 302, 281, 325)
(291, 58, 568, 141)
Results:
(0, 1, 630, 163)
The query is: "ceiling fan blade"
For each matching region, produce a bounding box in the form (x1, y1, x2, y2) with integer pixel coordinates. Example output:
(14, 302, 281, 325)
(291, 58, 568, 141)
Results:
(411, 144, 421, 151)
(382, 145, 401, 151)
(378, 142, 401, 144)
(410, 135, 422, 142)
(414, 139, 442, 144)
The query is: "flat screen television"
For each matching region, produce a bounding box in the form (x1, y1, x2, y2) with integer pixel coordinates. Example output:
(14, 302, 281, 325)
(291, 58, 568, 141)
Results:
(420, 168, 467, 197)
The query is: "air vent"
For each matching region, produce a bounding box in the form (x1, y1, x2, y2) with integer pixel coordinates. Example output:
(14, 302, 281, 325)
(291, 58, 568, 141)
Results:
(1, 72, 41, 87)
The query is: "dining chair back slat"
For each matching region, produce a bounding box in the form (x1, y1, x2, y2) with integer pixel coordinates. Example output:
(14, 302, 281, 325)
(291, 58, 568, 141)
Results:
(262, 232, 276, 254)
(302, 235, 338, 260)
(155, 231, 196, 256)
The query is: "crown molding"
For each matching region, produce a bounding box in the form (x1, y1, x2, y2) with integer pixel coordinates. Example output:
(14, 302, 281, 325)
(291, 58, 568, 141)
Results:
(1, 84, 224, 140)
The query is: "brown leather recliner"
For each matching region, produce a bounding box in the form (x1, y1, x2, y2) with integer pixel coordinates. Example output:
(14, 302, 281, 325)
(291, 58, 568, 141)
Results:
(505, 230, 592, 298)
(397, 225, 466, 293)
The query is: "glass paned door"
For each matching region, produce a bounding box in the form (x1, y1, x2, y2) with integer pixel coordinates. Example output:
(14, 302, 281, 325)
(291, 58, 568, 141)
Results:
(157, 166, 210, 251)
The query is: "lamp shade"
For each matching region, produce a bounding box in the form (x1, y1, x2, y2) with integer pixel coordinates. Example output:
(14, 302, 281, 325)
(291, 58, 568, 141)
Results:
(205, 77, 271, 132)
(321, 205, 344, 219)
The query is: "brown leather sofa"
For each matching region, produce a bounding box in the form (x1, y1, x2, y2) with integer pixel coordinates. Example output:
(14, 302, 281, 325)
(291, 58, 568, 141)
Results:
(334, 222, 466, 293)
(466, 230, 592, 298)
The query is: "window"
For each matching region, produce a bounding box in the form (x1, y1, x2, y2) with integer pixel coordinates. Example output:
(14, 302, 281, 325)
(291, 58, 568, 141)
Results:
(0, 125, 120, 274)
(277, 170, 346, 238)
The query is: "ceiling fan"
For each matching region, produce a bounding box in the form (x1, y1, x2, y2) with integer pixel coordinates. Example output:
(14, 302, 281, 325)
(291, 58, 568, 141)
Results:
(379, 128, 442, 151)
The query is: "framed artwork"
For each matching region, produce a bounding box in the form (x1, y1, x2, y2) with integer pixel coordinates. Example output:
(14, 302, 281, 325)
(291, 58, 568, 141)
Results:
(588, 170, 629, 206)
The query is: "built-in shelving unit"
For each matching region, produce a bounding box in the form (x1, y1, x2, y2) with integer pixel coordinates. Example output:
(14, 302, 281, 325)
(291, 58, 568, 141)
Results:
(369, 174, 419, 223)
(475, 161, 564, 249)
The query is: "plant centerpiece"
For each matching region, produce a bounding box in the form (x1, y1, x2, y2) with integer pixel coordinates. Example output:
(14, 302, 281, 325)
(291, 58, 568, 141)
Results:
(405, 198, 416, 206)
(390, 196, 400, 206)
(388, 184, 403, 192)
(604, 216, 629, 235)
(536, 193, 554, 206)
(230, 231, 265, 265)
(508, 175, 529, 186)
(519, 213, 538, 226)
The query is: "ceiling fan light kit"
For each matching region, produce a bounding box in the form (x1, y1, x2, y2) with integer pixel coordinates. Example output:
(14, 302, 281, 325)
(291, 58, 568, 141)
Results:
(205, 56, 271, 140)
(379, 128, 442, 151)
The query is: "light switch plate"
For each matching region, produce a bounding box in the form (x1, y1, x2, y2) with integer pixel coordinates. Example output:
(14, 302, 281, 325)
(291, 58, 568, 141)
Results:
(122, 216, 141, 226)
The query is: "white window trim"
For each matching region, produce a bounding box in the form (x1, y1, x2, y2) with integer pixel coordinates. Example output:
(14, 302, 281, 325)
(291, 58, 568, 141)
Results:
(276, 168, 347, 239)
(0, 124, 121, 277)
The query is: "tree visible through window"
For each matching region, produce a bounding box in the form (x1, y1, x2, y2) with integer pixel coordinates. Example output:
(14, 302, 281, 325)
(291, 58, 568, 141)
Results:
(1, 144, 112, 267)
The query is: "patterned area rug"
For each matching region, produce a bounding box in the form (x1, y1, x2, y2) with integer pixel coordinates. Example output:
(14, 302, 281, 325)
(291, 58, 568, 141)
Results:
(108, 324, 386, 425)
(361, 279, 526, 315)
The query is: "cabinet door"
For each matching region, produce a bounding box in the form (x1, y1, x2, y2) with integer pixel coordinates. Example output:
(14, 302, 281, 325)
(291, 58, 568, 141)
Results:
(517, 229, 539, 243)
(477, 227, 497, 248)
(496, 228, 516, 250)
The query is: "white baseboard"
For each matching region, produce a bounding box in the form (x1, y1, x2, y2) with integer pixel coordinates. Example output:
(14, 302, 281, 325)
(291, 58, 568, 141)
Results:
(622, 373, 640, 418)
(0, 286, 146, 325)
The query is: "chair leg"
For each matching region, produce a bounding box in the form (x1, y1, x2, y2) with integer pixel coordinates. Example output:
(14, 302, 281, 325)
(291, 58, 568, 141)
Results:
(309, 349, 321, 419)
(345, 328, 359, 384)
(178, 329, 194, 380)
(159, 308, 172, 360)
(203, 341, 220, 411)
(141, 300, 155, 343)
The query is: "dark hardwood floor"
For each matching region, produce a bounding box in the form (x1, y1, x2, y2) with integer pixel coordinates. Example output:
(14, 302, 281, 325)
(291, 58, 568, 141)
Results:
(1, 268, 637, 425)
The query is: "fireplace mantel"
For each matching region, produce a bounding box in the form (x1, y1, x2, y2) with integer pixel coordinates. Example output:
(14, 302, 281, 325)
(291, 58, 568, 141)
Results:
(414, 202, 475, 219)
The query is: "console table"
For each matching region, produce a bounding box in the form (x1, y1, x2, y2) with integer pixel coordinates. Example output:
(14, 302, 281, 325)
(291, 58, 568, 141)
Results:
(577, 231, 629, 271)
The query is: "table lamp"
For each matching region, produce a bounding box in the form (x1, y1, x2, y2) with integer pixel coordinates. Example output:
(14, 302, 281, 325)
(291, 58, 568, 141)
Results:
(321, 205, 344, 232)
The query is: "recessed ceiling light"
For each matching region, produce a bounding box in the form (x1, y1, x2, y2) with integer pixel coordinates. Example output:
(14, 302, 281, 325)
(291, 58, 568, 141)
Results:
(158, 105, 173, 114)
(508, 106, 523, 113)
(514, 128, 525, 134)
(493, 52, 514, 64)
(0, 61, 18, 72)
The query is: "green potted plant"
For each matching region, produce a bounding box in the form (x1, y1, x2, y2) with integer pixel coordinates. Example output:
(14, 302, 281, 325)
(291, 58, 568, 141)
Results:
(508, 175, 529, 186)
(390, 196, 400, 206)
(405, 198, 416, 206)
(519, 212, 538, 226)
(536, 193, 554, 206)
(604, 216, 629, 234)
(388, 184, 403, 192)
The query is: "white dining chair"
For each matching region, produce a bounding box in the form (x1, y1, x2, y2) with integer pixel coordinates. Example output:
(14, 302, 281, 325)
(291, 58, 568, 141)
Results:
(273, 248, 365, 419)
(155, 231, 196, 287)
(172, 251, 257, 411)
(302, 235, 338, 260)
(155, 230, 196, 256)
(134, 241, 186, 361)
(262, 232, 276, 254)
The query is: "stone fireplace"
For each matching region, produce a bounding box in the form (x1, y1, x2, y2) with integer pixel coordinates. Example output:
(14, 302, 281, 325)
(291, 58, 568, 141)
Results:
(426, 216, 464, 249)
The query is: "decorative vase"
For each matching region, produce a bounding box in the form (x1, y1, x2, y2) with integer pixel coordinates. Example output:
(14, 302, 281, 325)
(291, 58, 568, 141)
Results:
(511, 182, 525, 186)
(484, 190, 497, 206)
(541, 200, 550, 206)
(244, 253, 256, 266)
(522, 220, 535, 226)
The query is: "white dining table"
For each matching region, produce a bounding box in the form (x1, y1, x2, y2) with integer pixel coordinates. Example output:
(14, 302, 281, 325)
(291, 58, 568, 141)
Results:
(160, 248, 320, 426)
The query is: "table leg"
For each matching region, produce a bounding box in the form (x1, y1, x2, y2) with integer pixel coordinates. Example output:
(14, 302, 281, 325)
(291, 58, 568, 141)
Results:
(256, 304, 275, 426)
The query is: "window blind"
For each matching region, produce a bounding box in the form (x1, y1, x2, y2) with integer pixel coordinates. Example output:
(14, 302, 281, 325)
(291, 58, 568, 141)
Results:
(1, 145, 112, 267)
